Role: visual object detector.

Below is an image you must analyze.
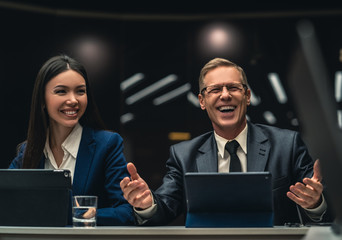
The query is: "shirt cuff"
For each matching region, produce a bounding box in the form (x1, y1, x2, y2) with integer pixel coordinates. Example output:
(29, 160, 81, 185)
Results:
(134, 193, 157, 225)
(304, 194, 327, 221)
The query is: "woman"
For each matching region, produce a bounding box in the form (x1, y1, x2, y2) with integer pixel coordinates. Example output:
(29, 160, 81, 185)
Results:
(9, 54, 134, 226)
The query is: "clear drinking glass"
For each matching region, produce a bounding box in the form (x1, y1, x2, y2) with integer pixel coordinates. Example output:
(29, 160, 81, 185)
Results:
(72, 196, 98, 227)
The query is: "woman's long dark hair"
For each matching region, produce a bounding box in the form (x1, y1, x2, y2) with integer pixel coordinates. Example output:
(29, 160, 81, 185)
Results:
(22, 54, 106, 168)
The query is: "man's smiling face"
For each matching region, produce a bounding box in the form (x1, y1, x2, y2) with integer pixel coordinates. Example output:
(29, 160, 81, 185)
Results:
(198, 66, 251, 139)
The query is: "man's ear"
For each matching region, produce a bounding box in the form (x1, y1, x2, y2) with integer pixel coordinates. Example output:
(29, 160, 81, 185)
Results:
(246, 89, 251, 106)
(198, 94, 206, 110)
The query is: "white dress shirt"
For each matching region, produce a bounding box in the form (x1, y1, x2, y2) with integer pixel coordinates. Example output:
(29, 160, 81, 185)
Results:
(43, 123, 83, 182)
(215, 125, 248, 172)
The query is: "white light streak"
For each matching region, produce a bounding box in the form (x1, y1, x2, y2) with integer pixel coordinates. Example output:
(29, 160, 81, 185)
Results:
(338, 110, 342, 129)
(125, 74, 178, 105)
(335, 71, 342, 102)
(291, 118, 299, 126)
(187, 92, 200, 107)
(153, 83, 191, 106)
(263, 111, 277, 125)
(268, 73, 288, 104)
(121, 73, 145, 92)
(120, 113, 134, 124)
(248, 85, 261, 106)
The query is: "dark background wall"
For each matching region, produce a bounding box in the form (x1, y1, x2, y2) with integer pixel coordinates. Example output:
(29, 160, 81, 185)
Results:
(1, 2, 342, 193)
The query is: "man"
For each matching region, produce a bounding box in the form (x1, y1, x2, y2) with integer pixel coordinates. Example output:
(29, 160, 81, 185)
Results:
(120, 58, 330, 226)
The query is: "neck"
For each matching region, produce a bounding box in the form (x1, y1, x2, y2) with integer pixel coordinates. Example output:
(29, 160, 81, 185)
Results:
(49, 124, 74, 149)
(214, 121, 247, 140)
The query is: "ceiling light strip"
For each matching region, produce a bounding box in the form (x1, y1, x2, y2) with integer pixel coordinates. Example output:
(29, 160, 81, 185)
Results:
(121, 73, 145, 92)
(263, 111, 277, 125)
(268, 73, 288, 104)
(337, 110, 342, 129)
(248, 85, 261, 106)
(153, 83, 191, 106)
(120, 113, 134, 124)
(187, 92, 200, 107)
(335, 71, 342, 102)
(125, 74, 178, 105)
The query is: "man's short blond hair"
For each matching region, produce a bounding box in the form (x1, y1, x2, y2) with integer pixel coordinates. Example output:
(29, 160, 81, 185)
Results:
(198, 58, 248, 94)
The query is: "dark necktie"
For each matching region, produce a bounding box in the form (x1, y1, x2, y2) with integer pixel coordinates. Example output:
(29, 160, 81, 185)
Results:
(225, 140, 242, 172)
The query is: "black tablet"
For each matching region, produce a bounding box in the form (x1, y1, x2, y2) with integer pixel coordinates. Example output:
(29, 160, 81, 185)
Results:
(184, 172, 273, 227)
(0, 169, 72, 226)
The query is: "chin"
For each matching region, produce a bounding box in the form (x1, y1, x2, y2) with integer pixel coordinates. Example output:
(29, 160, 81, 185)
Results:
(61, 121, 79, 129)
(219, 119, 238, 127)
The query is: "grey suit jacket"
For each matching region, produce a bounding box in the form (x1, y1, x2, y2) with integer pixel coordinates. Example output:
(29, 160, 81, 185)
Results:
(145, 122, 332, 226)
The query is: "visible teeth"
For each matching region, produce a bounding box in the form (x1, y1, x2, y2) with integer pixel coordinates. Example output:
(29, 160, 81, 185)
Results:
(64, 111, 77, 115)
(219, 106, 235, 111)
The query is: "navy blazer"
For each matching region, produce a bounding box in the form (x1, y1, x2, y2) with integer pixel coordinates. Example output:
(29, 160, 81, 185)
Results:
(9, 126, 134, 226)
(146, 122, 332, 226)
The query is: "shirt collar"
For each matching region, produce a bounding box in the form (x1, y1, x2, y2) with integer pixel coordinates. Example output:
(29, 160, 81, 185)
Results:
(214, 124, 248, 158)
(44, 123, 83, 159)
(62, 123, 83, 159)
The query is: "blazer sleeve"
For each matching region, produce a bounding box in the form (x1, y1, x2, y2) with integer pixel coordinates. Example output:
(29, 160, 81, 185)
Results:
(291, 132, 315, 181)
(285, 131, 334, 224)
(142, 144, 186, 226)
(90, 132, 135, 226)
(8, 143, 26, 169)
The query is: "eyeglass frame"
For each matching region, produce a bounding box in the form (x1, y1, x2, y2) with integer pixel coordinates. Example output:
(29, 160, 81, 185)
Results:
(200, 83, 248, 96)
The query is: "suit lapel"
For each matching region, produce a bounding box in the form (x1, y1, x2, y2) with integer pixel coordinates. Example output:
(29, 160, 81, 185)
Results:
(196, 133, 218, 172)
(247, 122, 270, 172)
(72, 127, 96, 194)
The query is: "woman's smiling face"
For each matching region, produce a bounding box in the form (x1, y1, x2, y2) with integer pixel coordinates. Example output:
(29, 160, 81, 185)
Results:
(44, 69, 88, 131)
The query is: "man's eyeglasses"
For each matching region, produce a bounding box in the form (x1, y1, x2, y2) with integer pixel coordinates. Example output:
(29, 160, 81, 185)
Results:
(200, 83, 247, 96)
